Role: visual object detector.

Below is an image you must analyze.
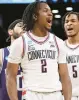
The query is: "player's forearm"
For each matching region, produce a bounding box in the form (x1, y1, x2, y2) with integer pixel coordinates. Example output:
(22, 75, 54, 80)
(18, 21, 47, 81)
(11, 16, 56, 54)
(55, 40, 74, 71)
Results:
(6, 76, 18, 100)
(61, 76, 72, 100)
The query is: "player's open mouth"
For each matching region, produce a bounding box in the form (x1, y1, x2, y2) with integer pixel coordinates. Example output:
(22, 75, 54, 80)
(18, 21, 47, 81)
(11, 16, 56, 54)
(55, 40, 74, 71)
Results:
(47, 19, 52, 25)
(67, 28, 73, 31)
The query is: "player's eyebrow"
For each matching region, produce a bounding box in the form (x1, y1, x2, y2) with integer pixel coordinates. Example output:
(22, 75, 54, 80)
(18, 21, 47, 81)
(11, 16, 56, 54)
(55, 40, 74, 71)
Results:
(65, 18, 77, 22)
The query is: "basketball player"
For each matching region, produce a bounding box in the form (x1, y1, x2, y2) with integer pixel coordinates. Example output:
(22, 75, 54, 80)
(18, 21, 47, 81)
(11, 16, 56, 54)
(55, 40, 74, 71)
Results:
(6, 1, 72, 100)
(0, 19, 24, 100)
(62, 11, 79, 100)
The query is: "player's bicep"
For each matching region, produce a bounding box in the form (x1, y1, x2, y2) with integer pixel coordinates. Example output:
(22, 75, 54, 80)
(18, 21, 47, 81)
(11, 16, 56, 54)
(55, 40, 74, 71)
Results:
(6, 62, 19, 78)
(58, 40, 67, 64)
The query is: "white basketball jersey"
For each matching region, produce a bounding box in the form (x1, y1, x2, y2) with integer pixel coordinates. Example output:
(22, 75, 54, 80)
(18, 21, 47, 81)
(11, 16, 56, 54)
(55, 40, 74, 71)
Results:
(20, 32, 64, 92)
(8, 31, 66, 93)
(64, 40, 79, 96)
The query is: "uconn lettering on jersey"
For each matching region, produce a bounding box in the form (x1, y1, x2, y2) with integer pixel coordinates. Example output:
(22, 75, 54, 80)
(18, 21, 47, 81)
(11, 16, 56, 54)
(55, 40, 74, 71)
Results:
(66, 55, 79, 63)
(28, 50, 56, 61)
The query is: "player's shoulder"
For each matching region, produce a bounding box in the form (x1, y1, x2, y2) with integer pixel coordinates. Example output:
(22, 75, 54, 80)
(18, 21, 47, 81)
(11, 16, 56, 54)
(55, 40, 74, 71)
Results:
(63, 39, 68, 46)
(11, 35, 23, 46)
(50, 32, 63, 41)
(55, 35, 63, 43)
(10, 33, 27, 51)
(49, 32, 64, 45)
(54, 35, 64, 47)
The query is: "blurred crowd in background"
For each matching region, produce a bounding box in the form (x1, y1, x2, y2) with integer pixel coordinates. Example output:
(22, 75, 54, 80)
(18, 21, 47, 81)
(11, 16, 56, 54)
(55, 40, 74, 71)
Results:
(0, 0, 79, 48)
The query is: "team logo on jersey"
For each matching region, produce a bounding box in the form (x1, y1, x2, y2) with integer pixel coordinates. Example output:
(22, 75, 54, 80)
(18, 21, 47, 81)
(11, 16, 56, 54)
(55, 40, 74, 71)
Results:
(49, 41, 55, 48)
(5, 56, 8, 61)
(28, 40, 33, 45)
(28, 40, 35, 51)
(28, 45, 35, 51)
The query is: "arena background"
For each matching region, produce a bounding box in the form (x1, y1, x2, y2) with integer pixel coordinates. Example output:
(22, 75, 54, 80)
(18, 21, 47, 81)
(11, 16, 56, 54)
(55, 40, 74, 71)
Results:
(0, 0, 79, 48)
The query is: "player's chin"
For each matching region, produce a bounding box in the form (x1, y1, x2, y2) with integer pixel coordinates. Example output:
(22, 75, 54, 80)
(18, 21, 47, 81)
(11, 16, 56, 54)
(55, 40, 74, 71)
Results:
(45, 23, 52, 30)
(46, 27, 51, 31)
(67, 34, 76, 37)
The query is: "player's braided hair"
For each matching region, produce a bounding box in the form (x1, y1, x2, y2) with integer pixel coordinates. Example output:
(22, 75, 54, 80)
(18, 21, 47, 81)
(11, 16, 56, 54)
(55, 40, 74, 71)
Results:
(62, 11, 79, 29)
(22, 1, 46, 31)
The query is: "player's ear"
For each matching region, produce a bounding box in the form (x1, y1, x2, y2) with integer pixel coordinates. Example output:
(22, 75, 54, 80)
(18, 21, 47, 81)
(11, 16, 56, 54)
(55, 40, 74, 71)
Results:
(33, 14, 37, 21)
(8, 29, 13, 36)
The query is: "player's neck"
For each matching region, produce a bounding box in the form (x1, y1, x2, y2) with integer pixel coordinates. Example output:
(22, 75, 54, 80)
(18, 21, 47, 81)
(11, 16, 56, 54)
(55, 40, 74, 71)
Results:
(32, 25, 48, 37)
(68, 35, 79, 44)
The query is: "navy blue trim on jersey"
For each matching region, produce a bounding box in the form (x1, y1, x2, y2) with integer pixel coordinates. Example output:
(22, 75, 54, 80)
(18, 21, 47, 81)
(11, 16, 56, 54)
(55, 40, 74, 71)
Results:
(26, 31, 49, 45)
(65, 40, 79, 50)
(53, 35, 59, 59)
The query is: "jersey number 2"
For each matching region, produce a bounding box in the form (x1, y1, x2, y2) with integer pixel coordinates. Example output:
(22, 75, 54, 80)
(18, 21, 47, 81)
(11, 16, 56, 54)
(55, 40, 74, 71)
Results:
(41, 59, 47, 73)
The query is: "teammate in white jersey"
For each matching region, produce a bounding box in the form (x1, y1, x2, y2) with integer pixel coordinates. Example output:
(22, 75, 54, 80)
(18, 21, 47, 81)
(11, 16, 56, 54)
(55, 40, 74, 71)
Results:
(62, 11, 79, 100)
(6, 1, 72, 100)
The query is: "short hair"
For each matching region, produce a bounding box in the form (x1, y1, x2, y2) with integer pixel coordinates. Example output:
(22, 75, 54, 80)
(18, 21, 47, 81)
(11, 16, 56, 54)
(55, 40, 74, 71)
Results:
(22, 1, 46, 31)
(62, 11, 79, 29)
(8, 19, 22, 30)
(6, 19, 22, 42)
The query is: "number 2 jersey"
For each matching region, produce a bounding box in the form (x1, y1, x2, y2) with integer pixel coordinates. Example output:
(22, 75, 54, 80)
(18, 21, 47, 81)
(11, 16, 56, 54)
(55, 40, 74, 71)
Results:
(1, 47, 22, 100)
(64, 40, 79, 96)
(8, 31, 67, 93)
